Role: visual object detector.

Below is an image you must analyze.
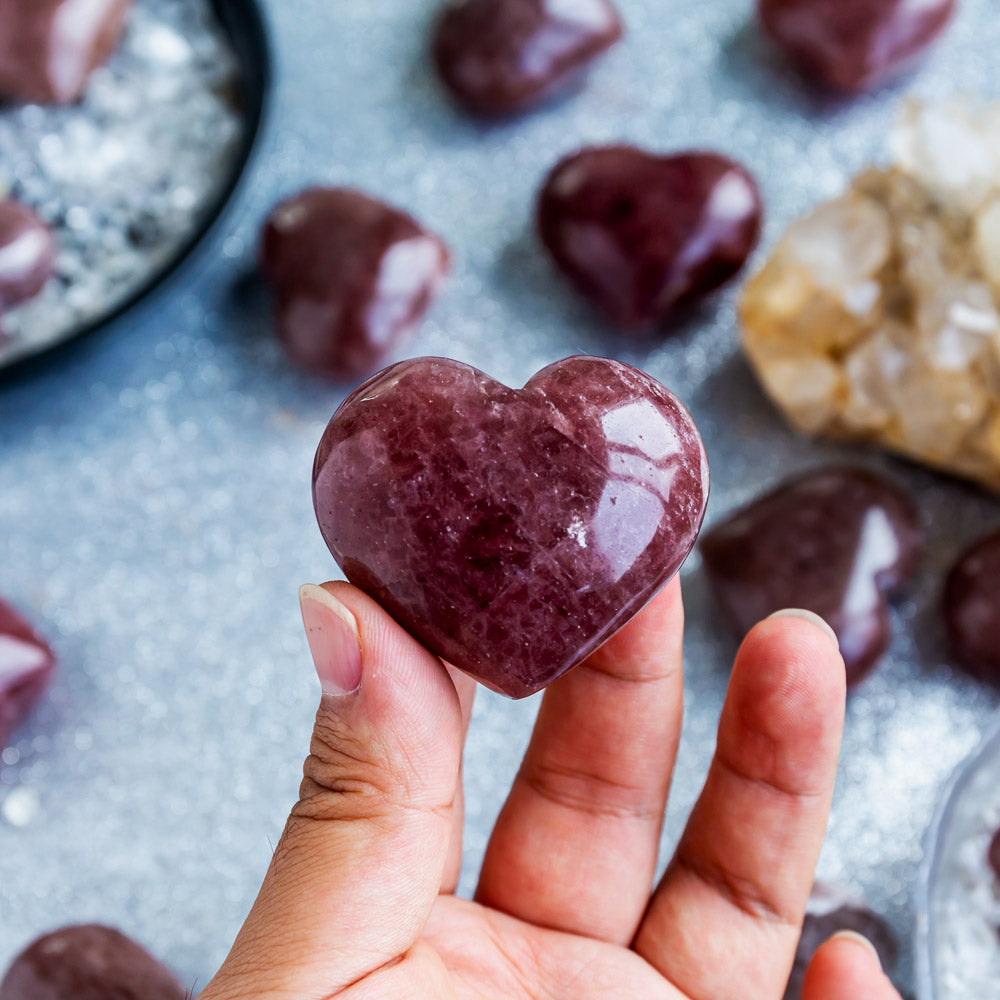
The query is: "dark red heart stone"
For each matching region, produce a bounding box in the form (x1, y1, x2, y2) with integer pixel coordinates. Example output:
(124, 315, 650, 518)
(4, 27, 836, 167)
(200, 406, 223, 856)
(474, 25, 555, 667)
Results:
(432, 0, 623, 117)
(0, 925, 185, 1000)
(944, 529, 1000, 686)
(0, 0, 132, 104)
(784, 884, 899, 1000)
(700, 468, 922, 686)
(0, 599, 56, 750)
(757, 0, 955, 94)
(537, 146, 762, 330)
(261, 188, 450, 381)
(0, 200, 55, 312)
(313, 355, 709, 697)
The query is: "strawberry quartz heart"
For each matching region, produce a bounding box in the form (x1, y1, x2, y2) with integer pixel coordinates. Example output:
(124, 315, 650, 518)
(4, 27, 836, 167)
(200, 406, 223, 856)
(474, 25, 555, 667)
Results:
(538, 146, 762, 330)
(0, 0, 132, 104)
(0, 925, 185, 1000)
(944, 529, 1000, 687)
(758, 0, 955, 94)
(700, 468, 922, 687)
(0, 599, 56, 750)
(0, 199, 55, 313)
(261, 188, 449, 381)
(313, 356, 709, 697)
(432, 0, 623, 116)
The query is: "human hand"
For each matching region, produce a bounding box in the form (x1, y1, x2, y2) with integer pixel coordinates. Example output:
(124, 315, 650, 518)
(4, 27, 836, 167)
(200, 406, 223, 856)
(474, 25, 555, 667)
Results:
(201, 579, 902, 1000)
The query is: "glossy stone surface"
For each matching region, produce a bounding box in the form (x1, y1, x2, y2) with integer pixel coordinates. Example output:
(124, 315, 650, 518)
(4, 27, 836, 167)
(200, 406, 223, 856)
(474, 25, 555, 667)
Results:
(701, 468, 921, 686)
(538, 146, 762, 330)
(0, 0, 132, 104)
(784, 884, 900, 1000)
(0, 200, 55, 313)
(432, 0, 623, 116)
(313, 355, 708, 697)
(758, 0, 955, 94)
(742, 99, 1000, 495)
(261, 188, 450, 381)
(0, 599, 56, 750)
(945, 529, 1000, 686)
(0, 925, 184, 1000)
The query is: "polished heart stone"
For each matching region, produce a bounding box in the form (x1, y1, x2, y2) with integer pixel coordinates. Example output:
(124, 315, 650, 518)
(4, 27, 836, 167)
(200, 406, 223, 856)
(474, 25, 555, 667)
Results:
(313, 356, 708, 697)
(432, 0, 623, 116)
(538, 146, 762, 330)
(700, 468, 922, 686)
(784, 884, 899, 1000)
(0, 200, 55, 312)
(0, 925, 185, 1000)
(944, 529, 1000, 686)
(758, 0, 955, 93)
(0, 599, 56, 750)
(0, 0, 132, 104)
(261, 188, 450, 381)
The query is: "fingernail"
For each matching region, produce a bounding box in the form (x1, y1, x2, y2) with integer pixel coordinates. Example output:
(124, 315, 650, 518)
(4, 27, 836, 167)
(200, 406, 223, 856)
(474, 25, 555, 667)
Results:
(299, 584, 362, 696)
(768, 608, 839, 647)
(829, 930, 882, 968)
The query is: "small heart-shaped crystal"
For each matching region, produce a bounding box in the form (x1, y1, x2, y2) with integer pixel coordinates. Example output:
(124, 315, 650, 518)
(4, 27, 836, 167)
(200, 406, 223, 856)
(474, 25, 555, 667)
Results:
(313, 356, 708, 697)
(758, 0, 955, 93)
(538, 146, 762, 330)
(700, 468, 922, 686)
(0, 599, 55, 750)
(0, 0, 132, 104)
(261, 188, 449, 380)
(432, 0, 623, 116)
(0, 200, 55, 313)
(0, 925, 185, 1000)
(945, 529, 1000, 686)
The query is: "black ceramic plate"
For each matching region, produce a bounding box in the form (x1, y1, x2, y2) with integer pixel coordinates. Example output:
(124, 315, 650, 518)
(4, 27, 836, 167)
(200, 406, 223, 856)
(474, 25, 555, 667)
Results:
(0, 0, 271, 376)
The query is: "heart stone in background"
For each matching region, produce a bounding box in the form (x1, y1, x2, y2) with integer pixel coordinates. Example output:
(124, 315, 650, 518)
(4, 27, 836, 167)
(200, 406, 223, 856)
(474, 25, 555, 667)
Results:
(757, 0, 956, 94)
(0, 924, 185, 1000)
(538, 146, 762, 330)
(944, 528, 1000, 686)
(432, 0, 623, 116)
(261, 188, 450, 381)
(700, 467, 922, 687)
(313, 356, 708, 697)
(0, 599, 56, 750)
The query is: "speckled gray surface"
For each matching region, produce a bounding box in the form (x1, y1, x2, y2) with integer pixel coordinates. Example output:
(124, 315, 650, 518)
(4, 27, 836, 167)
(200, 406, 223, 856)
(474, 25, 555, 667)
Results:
(2, 1, 1000, 995)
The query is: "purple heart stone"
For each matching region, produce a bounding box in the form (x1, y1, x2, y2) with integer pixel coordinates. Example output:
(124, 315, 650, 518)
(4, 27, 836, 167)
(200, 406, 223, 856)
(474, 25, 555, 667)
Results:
(0, 200, 56, 313)
(758, 0, 955, 94)
(0, 0, 132, 104)
(700, 468, 922, 686)
(0, 600, 56, 750)
(261, 188, 450, 381)
(538, 146, 762, 330)
(0, 925, 185, 1000)
(944, 529, 1000, 687)
(432, 0, 623, 116)
(784, 884, 899, 1000)
(313, 356, 709, 697)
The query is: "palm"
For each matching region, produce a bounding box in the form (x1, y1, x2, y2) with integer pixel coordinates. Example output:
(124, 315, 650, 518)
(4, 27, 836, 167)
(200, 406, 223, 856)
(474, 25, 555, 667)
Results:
(421, 896, 687, 1000)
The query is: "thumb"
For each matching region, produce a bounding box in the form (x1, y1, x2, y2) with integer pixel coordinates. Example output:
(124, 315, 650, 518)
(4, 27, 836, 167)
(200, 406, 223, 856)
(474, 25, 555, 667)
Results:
(801, 932, 903, 1000)
(205, 582, 465, 1000)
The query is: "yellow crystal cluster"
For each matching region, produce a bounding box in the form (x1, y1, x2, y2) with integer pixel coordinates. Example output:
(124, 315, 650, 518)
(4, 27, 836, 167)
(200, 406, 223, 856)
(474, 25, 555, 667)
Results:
(741, 99, 1000, 493)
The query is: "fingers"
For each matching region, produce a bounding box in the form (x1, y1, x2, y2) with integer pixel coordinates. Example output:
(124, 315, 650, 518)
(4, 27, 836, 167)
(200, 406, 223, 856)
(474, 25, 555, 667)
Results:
(802, 933, 903, 1000)
(634, 611, 846, 1000)
(203, 582, 465, 1000)
(476, 578, 686, 944)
